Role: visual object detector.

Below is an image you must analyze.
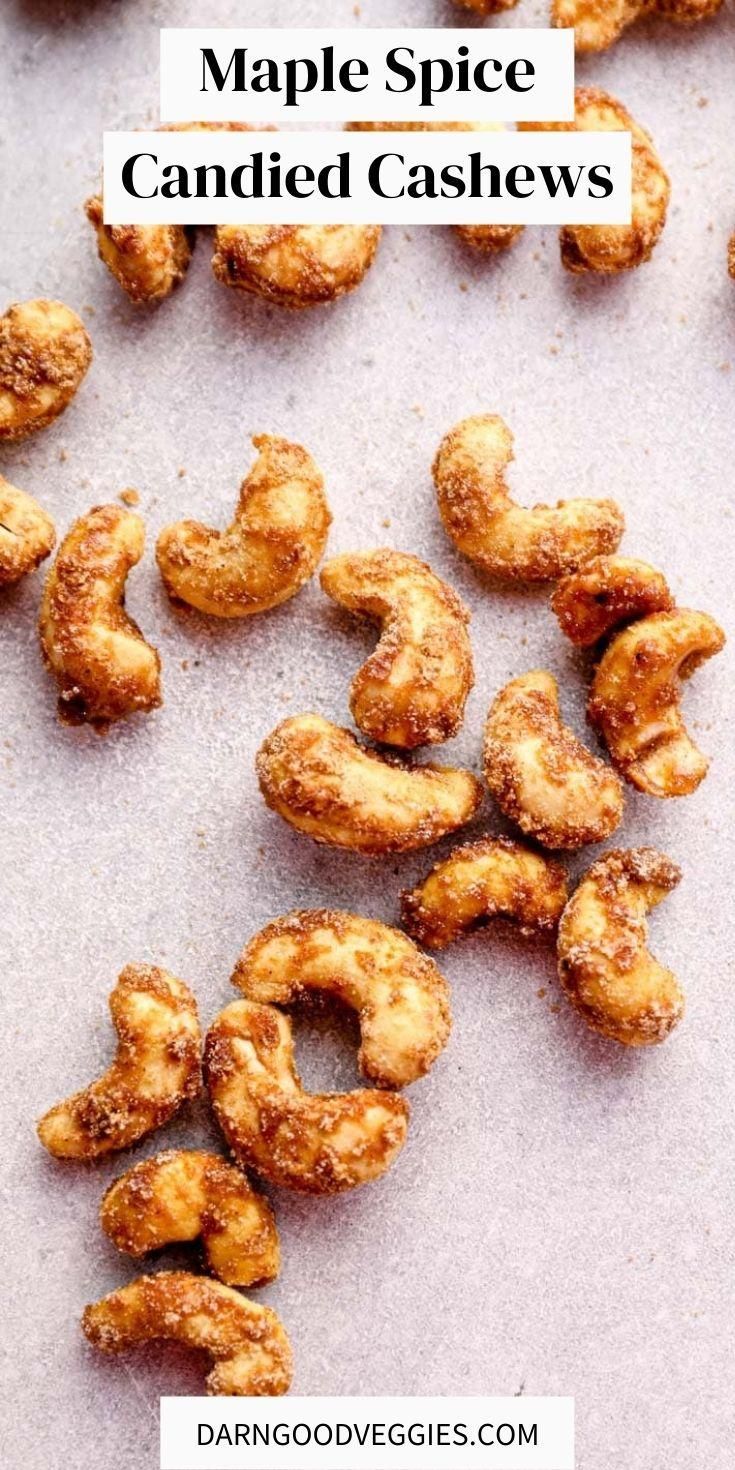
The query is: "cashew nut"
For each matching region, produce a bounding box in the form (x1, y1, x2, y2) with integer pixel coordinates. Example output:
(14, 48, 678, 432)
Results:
(552, 555, 674, 647)
(0, 299, 92, 442)
(212, 225, 382, 307)
(205, 1000, 409, 1194)
(82, 1271, 292, 1395)
(256, 713, 483, 853)
(38, 503, 162, 730)
(0, 476, 55, 587)
(320, 549, 474, 747)
(85, 200, 193, 305)
(588, 608, 726, 797)
(434, 414, 624, 582)
(37, 965, 201, 1160)
(484, 671, 624, 849)
(729, 232, 735, 281)
(454, 0, 520, 12)
(232, 909, 451, 1087)
(100, 1149, 279, 1287)
(552, 0, 722, 53)
(156, 435, 331, 618)
(401, 836, 568, 950)
(557, 847, 684, 1045)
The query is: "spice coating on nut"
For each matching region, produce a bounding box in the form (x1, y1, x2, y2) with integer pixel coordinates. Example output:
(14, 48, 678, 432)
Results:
(401, 836, 568, 950)
(0, 476, 55, 586)
(0, 299, 92, 442)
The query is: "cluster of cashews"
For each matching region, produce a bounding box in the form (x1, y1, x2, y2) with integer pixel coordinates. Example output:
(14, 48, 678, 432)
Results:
(456, 0, 722, 54)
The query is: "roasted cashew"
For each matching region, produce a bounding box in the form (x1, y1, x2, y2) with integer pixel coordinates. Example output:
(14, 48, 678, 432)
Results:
(588, 608, 726, 797)
(0, 476, 55, 587)
(39, 503, 162, 730)
(256, 713, 483, 853)
(401, 836, 568, 950)
(100, 1149, 279, 1287)
(37, 965, 201, 1159)
(205, 1000, 409, 1194)
(484, 671, 624, 849)
(455, 0, 520, 12)
(157, 434, 331, 618)
(434, 414, 624, 581)
(212, 225, 382, 307)
(0, 299, 92, 442)
(320, 548, 474, 747)
(552, 0, 722, 53)
(82, 1271, 292, 1395)
(232, 909, 451, 1087)
(557, 847, 684, 1045)
(552, 555, 674, 647)
(728, 232, 735, 281)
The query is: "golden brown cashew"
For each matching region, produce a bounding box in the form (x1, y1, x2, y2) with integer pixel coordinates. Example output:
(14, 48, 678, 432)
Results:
(256, 713, 483, 853)
(484, 671, 624, 849)
(553, 0, 722, 53)
(588, 608, 726, 797)
(434, 414, 624, 582)
(205, 1000, 409, 1194)
(320, 549, 473, 747)
(232, 910, 451, 1087)
(157, 435, 330, 618)
(552, 555, 674, 647)
(0, 299, 92, 442)
(454, 0, 520, 12)
(401, 836, 568, 950)
(0, 476, 55, 587)
(100, 1149, 279, 1287)
(82, 1271, 292, 1396)
(728, 232, 735, 281)
(38, 504, 162, 730)
(37, 966, 201, 1159)
(212, 225, 382, 307)
(557, 847, 684, 1045)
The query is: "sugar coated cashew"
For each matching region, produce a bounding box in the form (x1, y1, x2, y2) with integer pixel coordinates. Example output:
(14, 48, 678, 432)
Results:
(205, 1000, 409, 1194)
(401, 836, 568, 950)
(557, 847, 684, 1045)
(0, 299, 92, 442)
(729, 232, 735, 281)
(37, 965, 201, 1159)
(39, 504, 162, 729)
(434, 414, 624, 581)
(553, 0, 722, 53)
(552, 555, 674, 647)
(212, 224, 382, 307)
(256, 713, 483, 853)
(85, 200, 192, 305)
(454, 0, 520, 12)
(484, 671, 624, 849)
(588, 608, 726, 797)
(0, 476, 55, 587)
(82, 1271, 292, 1395)
(232, 909, 451, 1087)
(157, 435, 330, 618)
(320, 548, 474, 747)
(100, 1149, 279, 1287)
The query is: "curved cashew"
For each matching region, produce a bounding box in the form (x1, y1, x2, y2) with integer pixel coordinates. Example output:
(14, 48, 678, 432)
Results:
(729, 232, 735, 281)
(256, 713, 483, 853)
(212, 224, 382, 307)
(552, 0, 722, 53)
(557, 847, 684, 1045)
(85, 201, 192, 305)
(401, 836, 568, 950)
(0, 476, 55, 587)
(454, 0, 520, 12)
(37, 965, 201, 1159)
(588, 608, 726, 797)
(39, 504, 162, 730)
(82, 1271, 292, 1396)
(232, 909, 451, 1087)
(100, 1149, 279, 1287)
(484, 671, 624, 849)
(434, 414, 624, 582)
(552, 555, 674, 647)
(320, 548, 474, 747)
(0, 299, 92, 442)
(205, 1000, 409, 1194)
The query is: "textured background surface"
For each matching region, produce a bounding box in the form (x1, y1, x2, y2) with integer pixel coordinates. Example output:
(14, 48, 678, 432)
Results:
(1, 2, 734, 1467)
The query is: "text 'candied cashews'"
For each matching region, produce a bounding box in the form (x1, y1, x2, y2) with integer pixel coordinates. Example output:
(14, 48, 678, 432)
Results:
(0, 476, 55, 587)
(551, 555, 674, 647)
(0, 299, 92, 442)
(205, 1000, 409, 1194)
(553, 0, 722, 53)
(401, 836, 568, 950)
(212, 224, 382, 307)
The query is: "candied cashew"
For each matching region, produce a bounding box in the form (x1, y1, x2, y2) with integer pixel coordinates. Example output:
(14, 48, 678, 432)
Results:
(232, 909, 451, 1087)
(212, 224, 382, 307)
(557, 847, 684, 1045)
(588, 608, 726, 797)
(205, 1000, 409, 1194)
(401, 836, 568, 950)
(157, 434, 331, 618)
(82, 1270, 292, 1395)
(454, 0, 520, 11)
(433, 414, 624, 581)
(552, 0, 722, 53)
(100, 1149, 279, 1287)
(37, 965, 201, 1160)
(552, 556, 674, 647)
(85, 200, 193, 305)
(256, 713, 483, 854)
(0, 299, 92, 442)
(0, 476, 55, 587)
(320, 548, 474, 747)
(728, 232, 735, 281)
(39, 503, 162, 729)
(484, 671, 624, 849)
